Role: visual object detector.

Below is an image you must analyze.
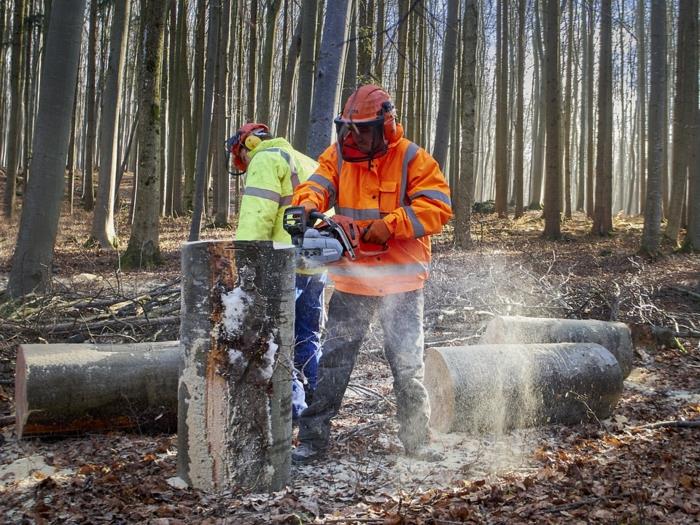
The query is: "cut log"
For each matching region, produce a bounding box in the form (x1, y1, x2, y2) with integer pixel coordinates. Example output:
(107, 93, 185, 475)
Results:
(178, 240, 295, 493)
(480, 316, 634, 378)
(425, 343, 623, 433)
(15, 341, 180, 438)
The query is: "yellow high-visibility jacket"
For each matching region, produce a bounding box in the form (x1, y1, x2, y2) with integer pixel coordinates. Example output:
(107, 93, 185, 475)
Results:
(235, 138, 318, 243)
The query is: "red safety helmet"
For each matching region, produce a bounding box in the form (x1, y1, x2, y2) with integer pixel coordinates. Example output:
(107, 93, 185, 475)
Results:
(226, 123, 271, 174)
(334, 85, 398, 163)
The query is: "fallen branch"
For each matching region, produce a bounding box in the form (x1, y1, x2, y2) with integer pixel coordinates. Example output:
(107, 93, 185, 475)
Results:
(634, 419, 700, 430)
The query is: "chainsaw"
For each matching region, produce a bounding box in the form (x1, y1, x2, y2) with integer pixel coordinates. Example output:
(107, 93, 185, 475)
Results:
(282, 206, 387, 267)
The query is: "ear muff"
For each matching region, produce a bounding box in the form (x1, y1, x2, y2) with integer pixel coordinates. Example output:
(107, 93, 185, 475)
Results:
(244, 134, 262, 150)
(381, 100, 398, 142)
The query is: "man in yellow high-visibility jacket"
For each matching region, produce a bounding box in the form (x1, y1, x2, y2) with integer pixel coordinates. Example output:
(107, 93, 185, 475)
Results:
(227, 122, 326, 418)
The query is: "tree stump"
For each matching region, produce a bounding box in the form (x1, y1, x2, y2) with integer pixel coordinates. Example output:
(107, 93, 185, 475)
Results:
(178, 240, 295, 493)
(15, 342, 180, 438)
(480, 316, 634, 377)
(425, 343, 623, 433)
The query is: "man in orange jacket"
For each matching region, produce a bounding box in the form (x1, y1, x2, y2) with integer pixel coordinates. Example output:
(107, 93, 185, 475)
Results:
(291, 85, 452, 463)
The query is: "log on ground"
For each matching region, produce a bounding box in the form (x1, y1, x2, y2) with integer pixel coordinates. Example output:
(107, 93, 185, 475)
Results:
(178, 240, 295, 493)
(480, 315, 634, 378)
(15, 341, 180, 438)
(425, 343, 623, 433)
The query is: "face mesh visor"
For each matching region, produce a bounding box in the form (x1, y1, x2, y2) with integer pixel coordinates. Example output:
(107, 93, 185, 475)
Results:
(334, 116, 388, 163)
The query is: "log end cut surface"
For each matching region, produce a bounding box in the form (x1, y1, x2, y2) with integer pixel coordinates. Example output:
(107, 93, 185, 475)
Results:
(425, 347, 456, 433)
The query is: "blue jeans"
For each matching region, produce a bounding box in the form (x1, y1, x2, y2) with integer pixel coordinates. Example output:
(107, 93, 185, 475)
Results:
(292, 272, 326, 418)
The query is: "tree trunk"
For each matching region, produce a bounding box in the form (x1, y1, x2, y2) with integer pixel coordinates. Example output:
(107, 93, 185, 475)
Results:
(2, 0, 26, 219)
(122, 0, 167, 268)
(637, 0, 647, 214)
(665, 0, 698, 243)
(307, 0, 350, 160)
(684, 108, 700, 251)
(357, 0, 372, 84)
(543, 0, 561, 239)
(276, 15, 302, 137)
(455, 0, 478, 248)
(213, 0, 231, 227)
(341, 4, 358, 103)
(528, 1, 545, 210)
(593, 0, 614, 236)
(81, 0, 98, 211)
(480, 315, 634, 378)
(246, 0, 258, 121)
(179, 0, 196, 212)
(494, 0, 508, 216)
(188, 0, 220, 241)
(91, 0, 130, 248)
(177, 240, 295, 493)
(576, 2, 587, 212)
(432, 0, 459, 170)
(373, 0, 384, 83)
(257, 0, 281, 124)
(426, 343, 623, 433)
(192, 0, 206, 146)
(563, 0, 574, 219)
(292, 0, 317, 151)
(7, 0, 85, 297)
(642, 0, 667, 255)
(585, 0, 594, 217)
(15, 342, 179, 438)
(395, 0, 409, 119)
(513, 0, 525, 218)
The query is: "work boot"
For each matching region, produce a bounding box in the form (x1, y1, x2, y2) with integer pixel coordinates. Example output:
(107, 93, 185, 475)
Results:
(291, 442, 325, 464)
(404, 444, 445, 463)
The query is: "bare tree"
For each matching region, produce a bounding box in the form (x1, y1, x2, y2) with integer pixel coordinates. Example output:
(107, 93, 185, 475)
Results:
(91, 0, 131, 248)
(257, 0, 282, 124)
(81, 0, 98, 211)
(593, 0, 614, 236)
(494, 0, 509, 217)
(292, 0, 318, 151)
(513, 0, 525, 218)
(665, 0, 698, 243)
(543, 0, 561, 239)
(455, 0, 478, 248)
(8, 0, 86, 296)
(307, 0, 351, 159)
(3, 0, 26, 219)
(122, 0, 168, 266)
(641, 0, 667, 254)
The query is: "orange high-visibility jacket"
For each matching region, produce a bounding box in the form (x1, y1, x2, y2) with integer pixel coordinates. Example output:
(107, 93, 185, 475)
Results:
(292, 124, 452, 296)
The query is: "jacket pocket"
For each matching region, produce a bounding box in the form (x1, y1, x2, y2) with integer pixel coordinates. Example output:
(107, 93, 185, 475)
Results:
(379, 181, 397, 213)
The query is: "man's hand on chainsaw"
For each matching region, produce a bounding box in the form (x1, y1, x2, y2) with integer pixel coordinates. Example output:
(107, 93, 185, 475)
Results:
(363, 220, 391, 245)
(300, 201, 317, 214)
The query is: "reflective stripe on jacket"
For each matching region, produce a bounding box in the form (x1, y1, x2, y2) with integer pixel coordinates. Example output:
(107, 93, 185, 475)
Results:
(292, 124, 452, 296)
(235, 138, 318, 243)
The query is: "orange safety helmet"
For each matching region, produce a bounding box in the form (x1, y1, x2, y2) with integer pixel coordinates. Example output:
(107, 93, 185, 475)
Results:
(334, 85, 398, 163)
(225, 122, 271, 174)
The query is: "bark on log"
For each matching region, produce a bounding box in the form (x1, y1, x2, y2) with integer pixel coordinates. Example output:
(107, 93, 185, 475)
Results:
(178, 240, 295, 493)
(425, 343, 623, 433)
(15, 342, 180, 438)
(480, 316, 634, 378)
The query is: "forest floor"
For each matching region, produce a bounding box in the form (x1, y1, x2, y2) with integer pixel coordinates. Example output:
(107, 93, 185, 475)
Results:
(0, 192, 699, 524)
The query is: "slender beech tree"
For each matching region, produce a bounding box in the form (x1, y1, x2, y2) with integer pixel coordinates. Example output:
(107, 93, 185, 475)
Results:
(585, 0, 595, 217)
(684, 108, 700, 251)
(665, 0, 698, 243)
(563, 0, 574, 219)
(513, 0, 525, 218)
(341, 4, 358, 103)
(91, 0, 131, 248)
(543, 0, 561, 239)
(494, 0, 509, 217)
(3, 0, 26, 219)
(8, 0, 86, 297)
(246, 0, 258, 122)
(189, 0, 220, 241)
(455, 0, 478, 248)
(307, 0, 351, 159)
(593, 0, 614, 236)
(636, 0, 647, 215)
(641, 0, 667, 254)
(276, 15, 302, 136)
(292, 0, 318, 151)
(122, 0, 168, 266)
(373, 0, 384, 83)
(433, 0, 460, 170)
(82, 0, 98, 211)
(257, 0, 282, 124)
(395, 0, 409, 119)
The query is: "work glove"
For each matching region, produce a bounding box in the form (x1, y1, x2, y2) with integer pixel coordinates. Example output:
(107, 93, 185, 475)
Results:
(300, 201, 317, 214)
(363, 220, 391, 245)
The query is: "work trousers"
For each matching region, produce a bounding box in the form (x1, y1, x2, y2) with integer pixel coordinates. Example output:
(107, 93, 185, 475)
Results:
(292, 272, 326, 418)
(298, 289, 430, 451)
